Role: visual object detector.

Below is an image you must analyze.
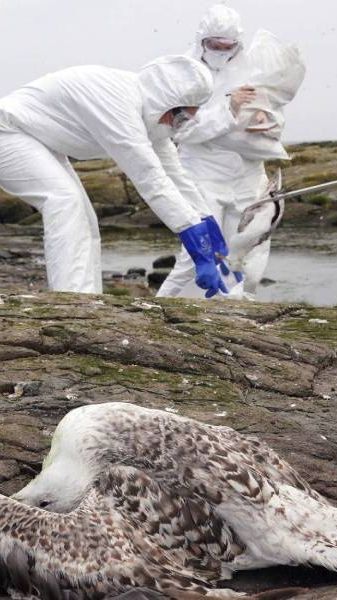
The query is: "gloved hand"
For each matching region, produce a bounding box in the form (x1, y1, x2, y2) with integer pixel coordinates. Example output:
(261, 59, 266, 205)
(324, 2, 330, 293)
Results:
(179, 221, 228, 298)
(204, 215, 244, 285)
(220, 262, 244, 284)
(202, 215, 228, 260)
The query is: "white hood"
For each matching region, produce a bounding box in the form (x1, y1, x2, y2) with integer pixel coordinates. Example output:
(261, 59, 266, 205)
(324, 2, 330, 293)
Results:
(138, 54, 213, 137)
(192, 2, 244, 61)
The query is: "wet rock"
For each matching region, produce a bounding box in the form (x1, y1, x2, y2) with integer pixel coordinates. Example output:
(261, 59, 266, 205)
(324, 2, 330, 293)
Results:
(0, 248, 11, 260)
(93, 204, 131, 219)
(103, 270, 124, 280)
(261, 277, 277, 287)
(10, 381, 42, 398)
(147, 270, 169, 288)
(126, 267, 147, 279)
(0, 475, 33, 496)
(126, 207, 163, 228)
(103, 280, 151, 298)
(0, 196, 34, 224)
(0, 346, 40, 361)
(0, 460, 20, 482)
(152, 255, 176, 269)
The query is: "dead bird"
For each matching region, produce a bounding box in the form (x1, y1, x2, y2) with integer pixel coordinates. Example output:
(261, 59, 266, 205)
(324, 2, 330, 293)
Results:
(1, 463, 246, 600)
(10, 401, 337, 597)
(227, 170, 284, 273)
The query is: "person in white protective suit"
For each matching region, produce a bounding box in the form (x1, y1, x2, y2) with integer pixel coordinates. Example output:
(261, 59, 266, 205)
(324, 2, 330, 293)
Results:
(156, 4, 305, 299)
(0, 55, 232, 297)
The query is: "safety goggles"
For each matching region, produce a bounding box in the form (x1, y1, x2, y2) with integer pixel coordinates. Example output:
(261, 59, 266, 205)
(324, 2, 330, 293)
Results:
(171, 106, 198, 130)
(203, 37, 239, 52)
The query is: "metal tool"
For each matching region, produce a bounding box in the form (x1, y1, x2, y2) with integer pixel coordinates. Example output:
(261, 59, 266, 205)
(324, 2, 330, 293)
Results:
(272, 179, 337, 202)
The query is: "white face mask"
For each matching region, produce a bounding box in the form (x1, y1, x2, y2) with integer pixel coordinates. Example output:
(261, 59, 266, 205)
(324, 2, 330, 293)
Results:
(171, 109, 198, 143)
(203, 48, 236, 71)
(171, 108, 195, 131)
(153, 109, 197, 143)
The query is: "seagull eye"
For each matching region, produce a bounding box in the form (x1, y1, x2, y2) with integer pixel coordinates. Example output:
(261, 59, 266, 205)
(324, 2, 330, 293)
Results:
(39, 500, 51, 508)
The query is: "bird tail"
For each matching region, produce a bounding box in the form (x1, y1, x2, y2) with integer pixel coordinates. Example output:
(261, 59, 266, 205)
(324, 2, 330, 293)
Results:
(248, 485, 337, 572)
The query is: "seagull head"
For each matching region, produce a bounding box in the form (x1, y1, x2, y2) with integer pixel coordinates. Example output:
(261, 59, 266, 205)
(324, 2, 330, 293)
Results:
(12, 402, 144, 512)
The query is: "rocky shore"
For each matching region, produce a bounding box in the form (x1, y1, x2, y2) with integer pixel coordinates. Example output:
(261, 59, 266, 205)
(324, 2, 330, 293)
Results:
(1, 290, 337, 597)
(1, 142, 337, 598)
(1, 142, 337, 231)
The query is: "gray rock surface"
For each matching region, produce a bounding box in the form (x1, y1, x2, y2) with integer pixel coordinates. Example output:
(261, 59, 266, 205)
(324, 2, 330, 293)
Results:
(1, 289, 337, 596)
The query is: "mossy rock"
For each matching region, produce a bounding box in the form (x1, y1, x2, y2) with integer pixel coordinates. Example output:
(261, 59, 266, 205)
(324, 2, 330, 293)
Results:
(0, 197, 34, 224)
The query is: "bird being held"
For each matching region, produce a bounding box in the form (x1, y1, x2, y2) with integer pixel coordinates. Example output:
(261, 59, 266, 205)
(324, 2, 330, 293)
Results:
(227, 169, 284, 273)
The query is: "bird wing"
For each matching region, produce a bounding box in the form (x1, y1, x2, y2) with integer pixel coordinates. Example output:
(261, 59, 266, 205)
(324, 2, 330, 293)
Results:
(237, 202, 265, 233)
(237, 168, 283, 235)
(96, 464, 241, 579)
(216, 427, 323, 502)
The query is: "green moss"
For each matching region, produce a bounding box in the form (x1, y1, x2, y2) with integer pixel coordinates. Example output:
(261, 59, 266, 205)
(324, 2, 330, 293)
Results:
(290, 154, 318, 166)
(265, 159, 291, 171)
(306, 194, 333, 207)
(6, 298, 22, 307)
(276, 312, 337, 343)
(104, 287, 131, 297)
(300, 174, 336, 187)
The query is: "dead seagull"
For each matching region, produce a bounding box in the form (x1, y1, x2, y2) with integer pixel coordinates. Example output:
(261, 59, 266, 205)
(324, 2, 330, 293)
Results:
(13, 402, 337, 589)
(2, 461, 246, 600)
(227, 170, 284, 273)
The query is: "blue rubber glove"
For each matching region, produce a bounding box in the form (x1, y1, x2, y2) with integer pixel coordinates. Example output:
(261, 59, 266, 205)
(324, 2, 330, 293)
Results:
(179, 221, 228, 298)
(204, 216, 244, 285)
(233, 271, 244, 283)
(219, 262, 244, 283)
(202, 215, 229, 260)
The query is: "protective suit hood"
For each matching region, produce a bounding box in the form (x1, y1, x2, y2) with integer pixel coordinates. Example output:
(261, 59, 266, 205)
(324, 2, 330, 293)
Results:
(193, 2, 244, 62)
(138, 55, 213, 139)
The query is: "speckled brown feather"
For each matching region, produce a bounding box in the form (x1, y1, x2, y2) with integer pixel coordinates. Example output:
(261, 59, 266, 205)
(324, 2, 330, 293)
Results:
(12, 403, 337, 597)
(0, 468, 246, 600)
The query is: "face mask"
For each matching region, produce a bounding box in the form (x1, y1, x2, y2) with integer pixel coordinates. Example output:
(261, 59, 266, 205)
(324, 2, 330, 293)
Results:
(203, 48, 235, 71)
(171, 108, 198, 143)
(171, 108, 194, 131)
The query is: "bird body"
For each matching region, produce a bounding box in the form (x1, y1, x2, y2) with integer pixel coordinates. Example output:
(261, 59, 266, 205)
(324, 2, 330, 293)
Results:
(1, 468, 243, 599)
(227, 170, 284, 272)
(6, 402, 337, 599)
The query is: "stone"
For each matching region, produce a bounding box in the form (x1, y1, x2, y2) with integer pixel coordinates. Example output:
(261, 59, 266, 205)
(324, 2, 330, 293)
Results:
(147, 270, 169, 288)
(0, 196, 34, 224)
(152, 255, 176, 269)
(260, 277, 277, 287)
(0, 460, 20, 482)
(102, 270, 124, 280)
(126, 268, 147, 279)
(0, 248, 11, 260)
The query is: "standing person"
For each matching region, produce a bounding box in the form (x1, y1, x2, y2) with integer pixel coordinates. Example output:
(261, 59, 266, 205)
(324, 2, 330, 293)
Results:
(157, 4, 305, 299)
(0, 55, 229, 298)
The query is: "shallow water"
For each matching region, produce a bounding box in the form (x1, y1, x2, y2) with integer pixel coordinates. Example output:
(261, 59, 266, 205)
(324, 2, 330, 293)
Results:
(102, 240, 177, 274)
(256, 250, 337, 306)
(102, 240, 337, 307)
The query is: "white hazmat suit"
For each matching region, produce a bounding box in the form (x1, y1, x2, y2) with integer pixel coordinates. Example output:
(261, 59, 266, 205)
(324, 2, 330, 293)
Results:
(157, 5, 305, 299)
(0, 56, 215, 293)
